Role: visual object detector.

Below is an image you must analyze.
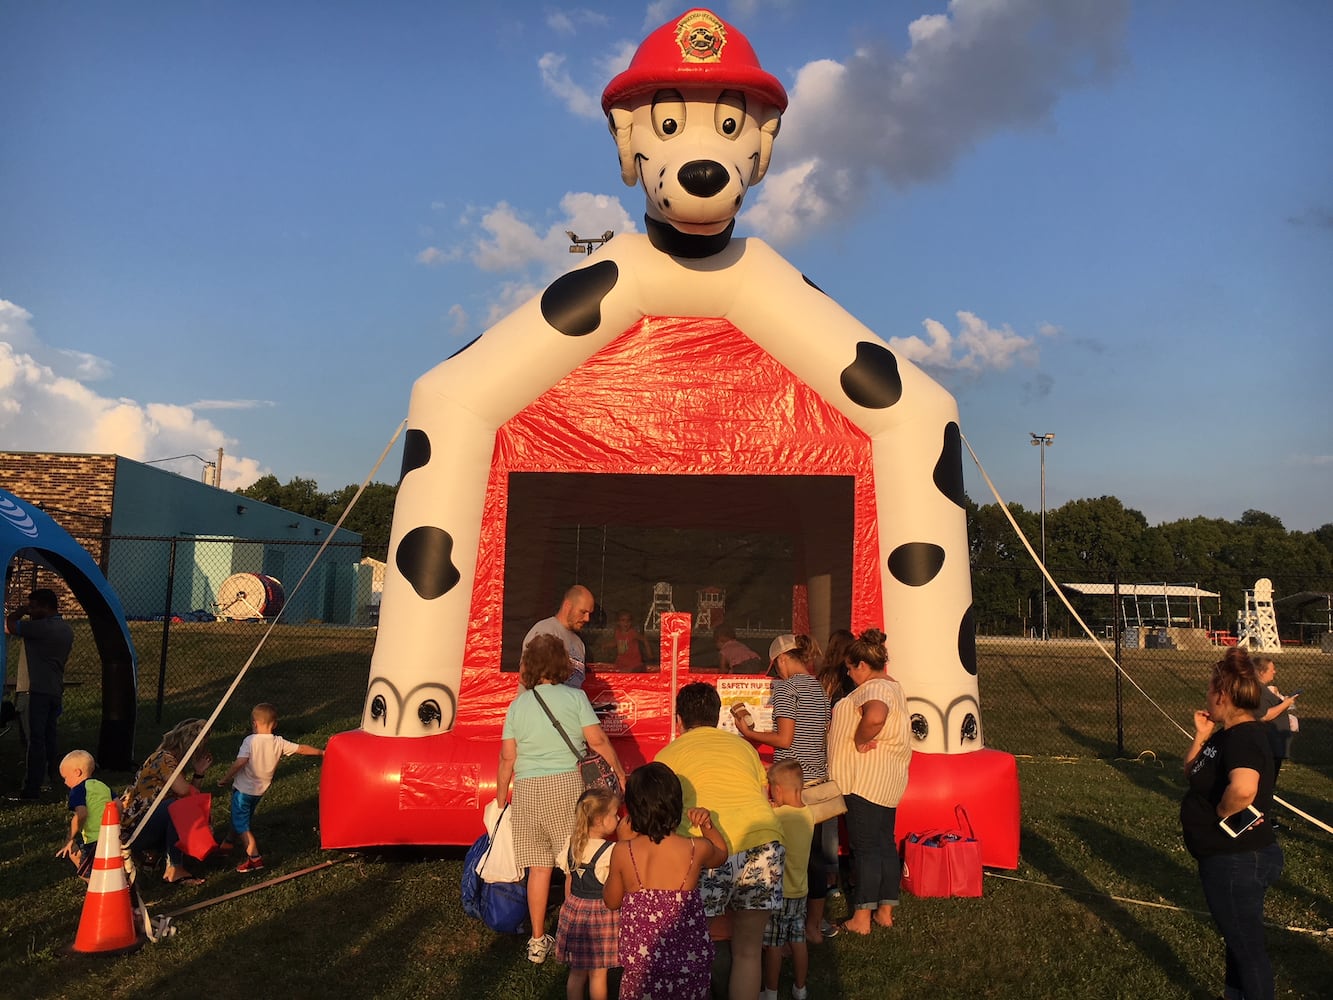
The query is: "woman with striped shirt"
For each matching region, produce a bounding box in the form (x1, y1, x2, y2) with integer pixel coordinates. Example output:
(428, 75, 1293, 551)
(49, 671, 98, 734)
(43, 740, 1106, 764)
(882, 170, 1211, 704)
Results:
(734, 633, 836, 941)
(827, 628, 911, 934)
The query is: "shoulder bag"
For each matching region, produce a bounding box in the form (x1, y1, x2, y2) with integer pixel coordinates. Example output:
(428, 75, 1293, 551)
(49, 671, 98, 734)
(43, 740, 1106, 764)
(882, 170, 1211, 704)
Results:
(532, 687, 621, 797)
(802, 778, 847, 823)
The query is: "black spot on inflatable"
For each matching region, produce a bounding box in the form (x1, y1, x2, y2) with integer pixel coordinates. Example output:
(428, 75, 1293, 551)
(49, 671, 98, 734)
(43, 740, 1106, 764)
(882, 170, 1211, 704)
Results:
(447, 335, 481, 361)
(839, 341, 903, 409)
(399, 429, 431, 482)
(933, 422, 967, 509)
(888, 542, 945, 586)
(540, 260, 619, 337)
(396, 526, 461, 600)
(957, 604, 977, 676)
(802, 274, 825, 294)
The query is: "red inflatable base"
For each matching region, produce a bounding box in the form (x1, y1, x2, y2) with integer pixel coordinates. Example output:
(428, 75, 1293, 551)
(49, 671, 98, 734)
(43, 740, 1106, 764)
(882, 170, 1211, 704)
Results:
(320, 728, 1020, 869)
(320, 729, 500, 849)
(893, 748, 1020, 869)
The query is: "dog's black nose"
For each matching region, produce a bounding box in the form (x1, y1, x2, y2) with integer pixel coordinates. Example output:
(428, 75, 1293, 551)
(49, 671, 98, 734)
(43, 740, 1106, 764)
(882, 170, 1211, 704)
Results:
(677, 160, 729, 198)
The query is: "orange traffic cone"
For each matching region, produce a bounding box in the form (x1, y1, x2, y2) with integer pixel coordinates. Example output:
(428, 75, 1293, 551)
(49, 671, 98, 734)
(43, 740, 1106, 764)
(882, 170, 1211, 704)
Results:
(73, 801, 140, 953)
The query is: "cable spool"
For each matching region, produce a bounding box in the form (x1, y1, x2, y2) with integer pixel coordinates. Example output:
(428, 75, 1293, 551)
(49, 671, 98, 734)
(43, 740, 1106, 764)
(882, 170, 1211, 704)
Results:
(214, 573, 285, 621)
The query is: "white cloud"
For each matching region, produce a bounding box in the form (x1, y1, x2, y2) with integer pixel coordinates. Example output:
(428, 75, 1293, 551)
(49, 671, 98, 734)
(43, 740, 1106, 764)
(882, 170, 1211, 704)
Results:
(0, 302, 268, 490)
(470, 192, 637, 275)
(56, 348, 114, 380)
(446, 304, 468, 334)
(743, 0, 1130, 243)
(538, 52, 603, 119)
(642, 2, 674, 32)
(0, 299, 38, 352)
(0, 300, 115, 380)
(539, 33, 636, 120)
(417, 245, 452, 266)
(889, 310, 1037, 375)
(546, 8, 609, 36)
(188, 399, 277, 411)
(596, 38, 637, 81)
(485, 281, 544, 327)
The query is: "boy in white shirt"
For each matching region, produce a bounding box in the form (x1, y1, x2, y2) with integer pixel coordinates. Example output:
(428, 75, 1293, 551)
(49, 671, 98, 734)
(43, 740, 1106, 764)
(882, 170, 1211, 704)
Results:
(218, 703, 323, 872)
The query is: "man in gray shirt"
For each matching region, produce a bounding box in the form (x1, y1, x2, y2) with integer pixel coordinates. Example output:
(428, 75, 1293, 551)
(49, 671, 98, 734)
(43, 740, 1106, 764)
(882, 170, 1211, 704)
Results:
(6, 588, 74, 799)
(522, 585, 594, 689)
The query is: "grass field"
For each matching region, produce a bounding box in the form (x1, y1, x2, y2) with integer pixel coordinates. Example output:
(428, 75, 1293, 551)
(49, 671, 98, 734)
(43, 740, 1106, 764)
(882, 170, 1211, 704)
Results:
(1, 628, 1329, 998)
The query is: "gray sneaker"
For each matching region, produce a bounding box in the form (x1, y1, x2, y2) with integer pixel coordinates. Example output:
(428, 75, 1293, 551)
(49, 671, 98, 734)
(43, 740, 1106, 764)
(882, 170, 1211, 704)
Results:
(526, 933, 555, 964)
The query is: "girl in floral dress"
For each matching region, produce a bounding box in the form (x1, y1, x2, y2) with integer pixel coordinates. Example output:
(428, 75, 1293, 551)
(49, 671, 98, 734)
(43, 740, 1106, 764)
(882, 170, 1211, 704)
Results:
(555, 788, 622, 1000)
(603, 763, 727, 1000)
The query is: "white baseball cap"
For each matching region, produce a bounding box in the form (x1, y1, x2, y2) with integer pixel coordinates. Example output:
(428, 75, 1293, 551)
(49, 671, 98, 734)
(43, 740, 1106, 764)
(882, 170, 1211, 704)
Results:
(768, 634, 798, 663)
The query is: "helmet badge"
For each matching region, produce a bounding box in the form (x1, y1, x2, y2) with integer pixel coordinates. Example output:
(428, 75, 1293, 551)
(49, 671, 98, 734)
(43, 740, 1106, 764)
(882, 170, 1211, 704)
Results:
(675, 9, 727, 63)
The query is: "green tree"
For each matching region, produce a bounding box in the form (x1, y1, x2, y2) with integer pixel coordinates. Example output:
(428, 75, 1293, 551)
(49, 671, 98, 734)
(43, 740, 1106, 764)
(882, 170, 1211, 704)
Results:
(236, 475, 329, 520)
(1045, 496, 1150, 573)
(327, 482, 397, 561)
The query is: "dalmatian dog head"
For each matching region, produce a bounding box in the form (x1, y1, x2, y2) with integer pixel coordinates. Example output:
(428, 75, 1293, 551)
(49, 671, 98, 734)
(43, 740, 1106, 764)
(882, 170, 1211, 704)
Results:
(602, 9, 787, 238)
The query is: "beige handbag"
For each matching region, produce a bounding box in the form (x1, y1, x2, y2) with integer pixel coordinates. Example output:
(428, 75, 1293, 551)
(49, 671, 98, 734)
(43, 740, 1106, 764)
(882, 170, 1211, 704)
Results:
(802, 778, 847, 823)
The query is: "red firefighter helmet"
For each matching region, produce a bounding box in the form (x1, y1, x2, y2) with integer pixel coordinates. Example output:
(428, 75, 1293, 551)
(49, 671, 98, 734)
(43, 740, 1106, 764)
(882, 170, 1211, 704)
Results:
(601, 8, 788, 115)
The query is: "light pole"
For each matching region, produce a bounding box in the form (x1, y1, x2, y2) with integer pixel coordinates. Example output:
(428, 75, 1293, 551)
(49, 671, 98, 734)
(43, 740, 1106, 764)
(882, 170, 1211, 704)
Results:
(566, 230, 615, 255)
(1030, 432, 1055, 640)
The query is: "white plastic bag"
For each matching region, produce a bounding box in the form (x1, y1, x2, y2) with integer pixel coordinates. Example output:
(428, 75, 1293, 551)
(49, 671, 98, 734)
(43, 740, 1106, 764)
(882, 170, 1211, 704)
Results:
(477, 799, 523, 884)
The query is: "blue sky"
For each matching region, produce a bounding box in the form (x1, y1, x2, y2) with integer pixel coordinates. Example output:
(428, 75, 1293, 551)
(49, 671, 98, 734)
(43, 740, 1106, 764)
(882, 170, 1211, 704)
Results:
(2, 1, 1330, 531)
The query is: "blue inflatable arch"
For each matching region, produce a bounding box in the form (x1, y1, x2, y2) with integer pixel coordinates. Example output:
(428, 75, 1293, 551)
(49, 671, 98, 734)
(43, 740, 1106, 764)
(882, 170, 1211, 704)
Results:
(2, 488, 137, 769)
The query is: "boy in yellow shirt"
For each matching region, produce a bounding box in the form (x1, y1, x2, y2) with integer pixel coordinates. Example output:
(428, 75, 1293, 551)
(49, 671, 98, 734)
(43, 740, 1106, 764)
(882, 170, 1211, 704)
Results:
(762, 760, 813, 1000)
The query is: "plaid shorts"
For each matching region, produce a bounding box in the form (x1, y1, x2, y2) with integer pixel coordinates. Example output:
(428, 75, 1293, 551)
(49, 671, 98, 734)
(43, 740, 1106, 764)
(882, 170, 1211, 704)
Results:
(763, 895, 807, 947)
(512, 771, 585, 869)
(699, 839, 785, 918)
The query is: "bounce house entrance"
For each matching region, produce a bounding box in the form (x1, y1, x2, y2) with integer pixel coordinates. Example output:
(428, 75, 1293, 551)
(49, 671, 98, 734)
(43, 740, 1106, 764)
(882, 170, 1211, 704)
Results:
(500, 472, 855, 671)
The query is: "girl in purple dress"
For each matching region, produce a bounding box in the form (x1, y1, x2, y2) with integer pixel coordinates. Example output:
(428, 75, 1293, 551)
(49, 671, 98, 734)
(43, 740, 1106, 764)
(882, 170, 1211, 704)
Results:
(604, 763, 727, 1000)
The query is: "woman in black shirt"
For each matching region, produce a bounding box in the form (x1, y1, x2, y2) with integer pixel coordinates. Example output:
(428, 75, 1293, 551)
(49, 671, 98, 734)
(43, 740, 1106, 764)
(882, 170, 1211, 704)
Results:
(1180, 647, 1282, 1000)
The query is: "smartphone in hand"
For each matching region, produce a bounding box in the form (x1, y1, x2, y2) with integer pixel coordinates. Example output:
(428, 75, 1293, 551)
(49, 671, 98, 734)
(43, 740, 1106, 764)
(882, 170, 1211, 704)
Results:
(1219, 804, 1263, 838)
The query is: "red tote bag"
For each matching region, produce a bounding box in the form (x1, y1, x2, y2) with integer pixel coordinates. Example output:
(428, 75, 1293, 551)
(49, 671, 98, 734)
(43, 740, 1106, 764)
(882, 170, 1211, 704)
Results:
(168, 792, 220, 860)
(901, 806, 983, 898)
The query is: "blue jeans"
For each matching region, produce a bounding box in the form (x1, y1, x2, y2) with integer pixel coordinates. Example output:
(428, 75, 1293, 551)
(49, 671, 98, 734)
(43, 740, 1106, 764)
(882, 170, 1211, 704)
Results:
(19, 691, 61, 797)
(807, 817, 839, 901)
(845, 794, 899, 910)
(1197, 843, 1284, 1000)
(131, 803, 185, 867)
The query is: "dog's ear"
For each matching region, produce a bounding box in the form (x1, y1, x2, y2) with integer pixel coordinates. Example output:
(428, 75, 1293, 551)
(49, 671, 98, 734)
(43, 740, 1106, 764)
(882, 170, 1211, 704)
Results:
(608, 107, 637, 187)
(750, 107, 782, 186)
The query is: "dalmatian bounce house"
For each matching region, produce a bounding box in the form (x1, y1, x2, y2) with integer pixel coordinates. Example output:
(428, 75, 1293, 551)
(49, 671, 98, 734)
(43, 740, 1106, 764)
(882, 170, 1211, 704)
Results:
(321, 9, 1020, 868)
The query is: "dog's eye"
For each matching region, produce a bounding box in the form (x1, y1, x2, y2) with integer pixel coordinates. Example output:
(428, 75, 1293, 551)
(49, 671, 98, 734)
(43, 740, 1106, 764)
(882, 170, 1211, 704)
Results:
(651, 90, 686, 140)
(715, 90, 746, 140)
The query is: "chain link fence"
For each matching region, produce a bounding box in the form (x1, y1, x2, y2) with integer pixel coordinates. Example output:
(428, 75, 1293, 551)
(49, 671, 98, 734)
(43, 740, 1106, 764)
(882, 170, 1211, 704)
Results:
(5, 543, 1329, 775)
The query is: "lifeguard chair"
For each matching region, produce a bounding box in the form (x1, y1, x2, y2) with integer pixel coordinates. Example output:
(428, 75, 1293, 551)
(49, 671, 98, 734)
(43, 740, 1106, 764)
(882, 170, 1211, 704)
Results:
(644, 582, 675, 633)
(1236, 578, 1281, 653)
(695, 586, 726, 631)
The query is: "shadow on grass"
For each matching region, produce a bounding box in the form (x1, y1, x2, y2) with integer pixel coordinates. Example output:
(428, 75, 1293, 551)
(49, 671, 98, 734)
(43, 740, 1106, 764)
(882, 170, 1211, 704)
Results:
(1020, 825, 1214, 999)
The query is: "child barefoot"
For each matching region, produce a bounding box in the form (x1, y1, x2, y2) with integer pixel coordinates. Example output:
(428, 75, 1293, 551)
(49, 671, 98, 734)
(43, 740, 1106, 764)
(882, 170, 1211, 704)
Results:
(555, 788, 622, 1000)
(603, 762, 727, 1000)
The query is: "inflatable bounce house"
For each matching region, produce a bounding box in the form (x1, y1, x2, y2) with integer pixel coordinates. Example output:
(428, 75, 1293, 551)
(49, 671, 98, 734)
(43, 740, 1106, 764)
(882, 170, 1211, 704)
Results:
(322, 8, 1020, 868)
(1, 489, 138, 769)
